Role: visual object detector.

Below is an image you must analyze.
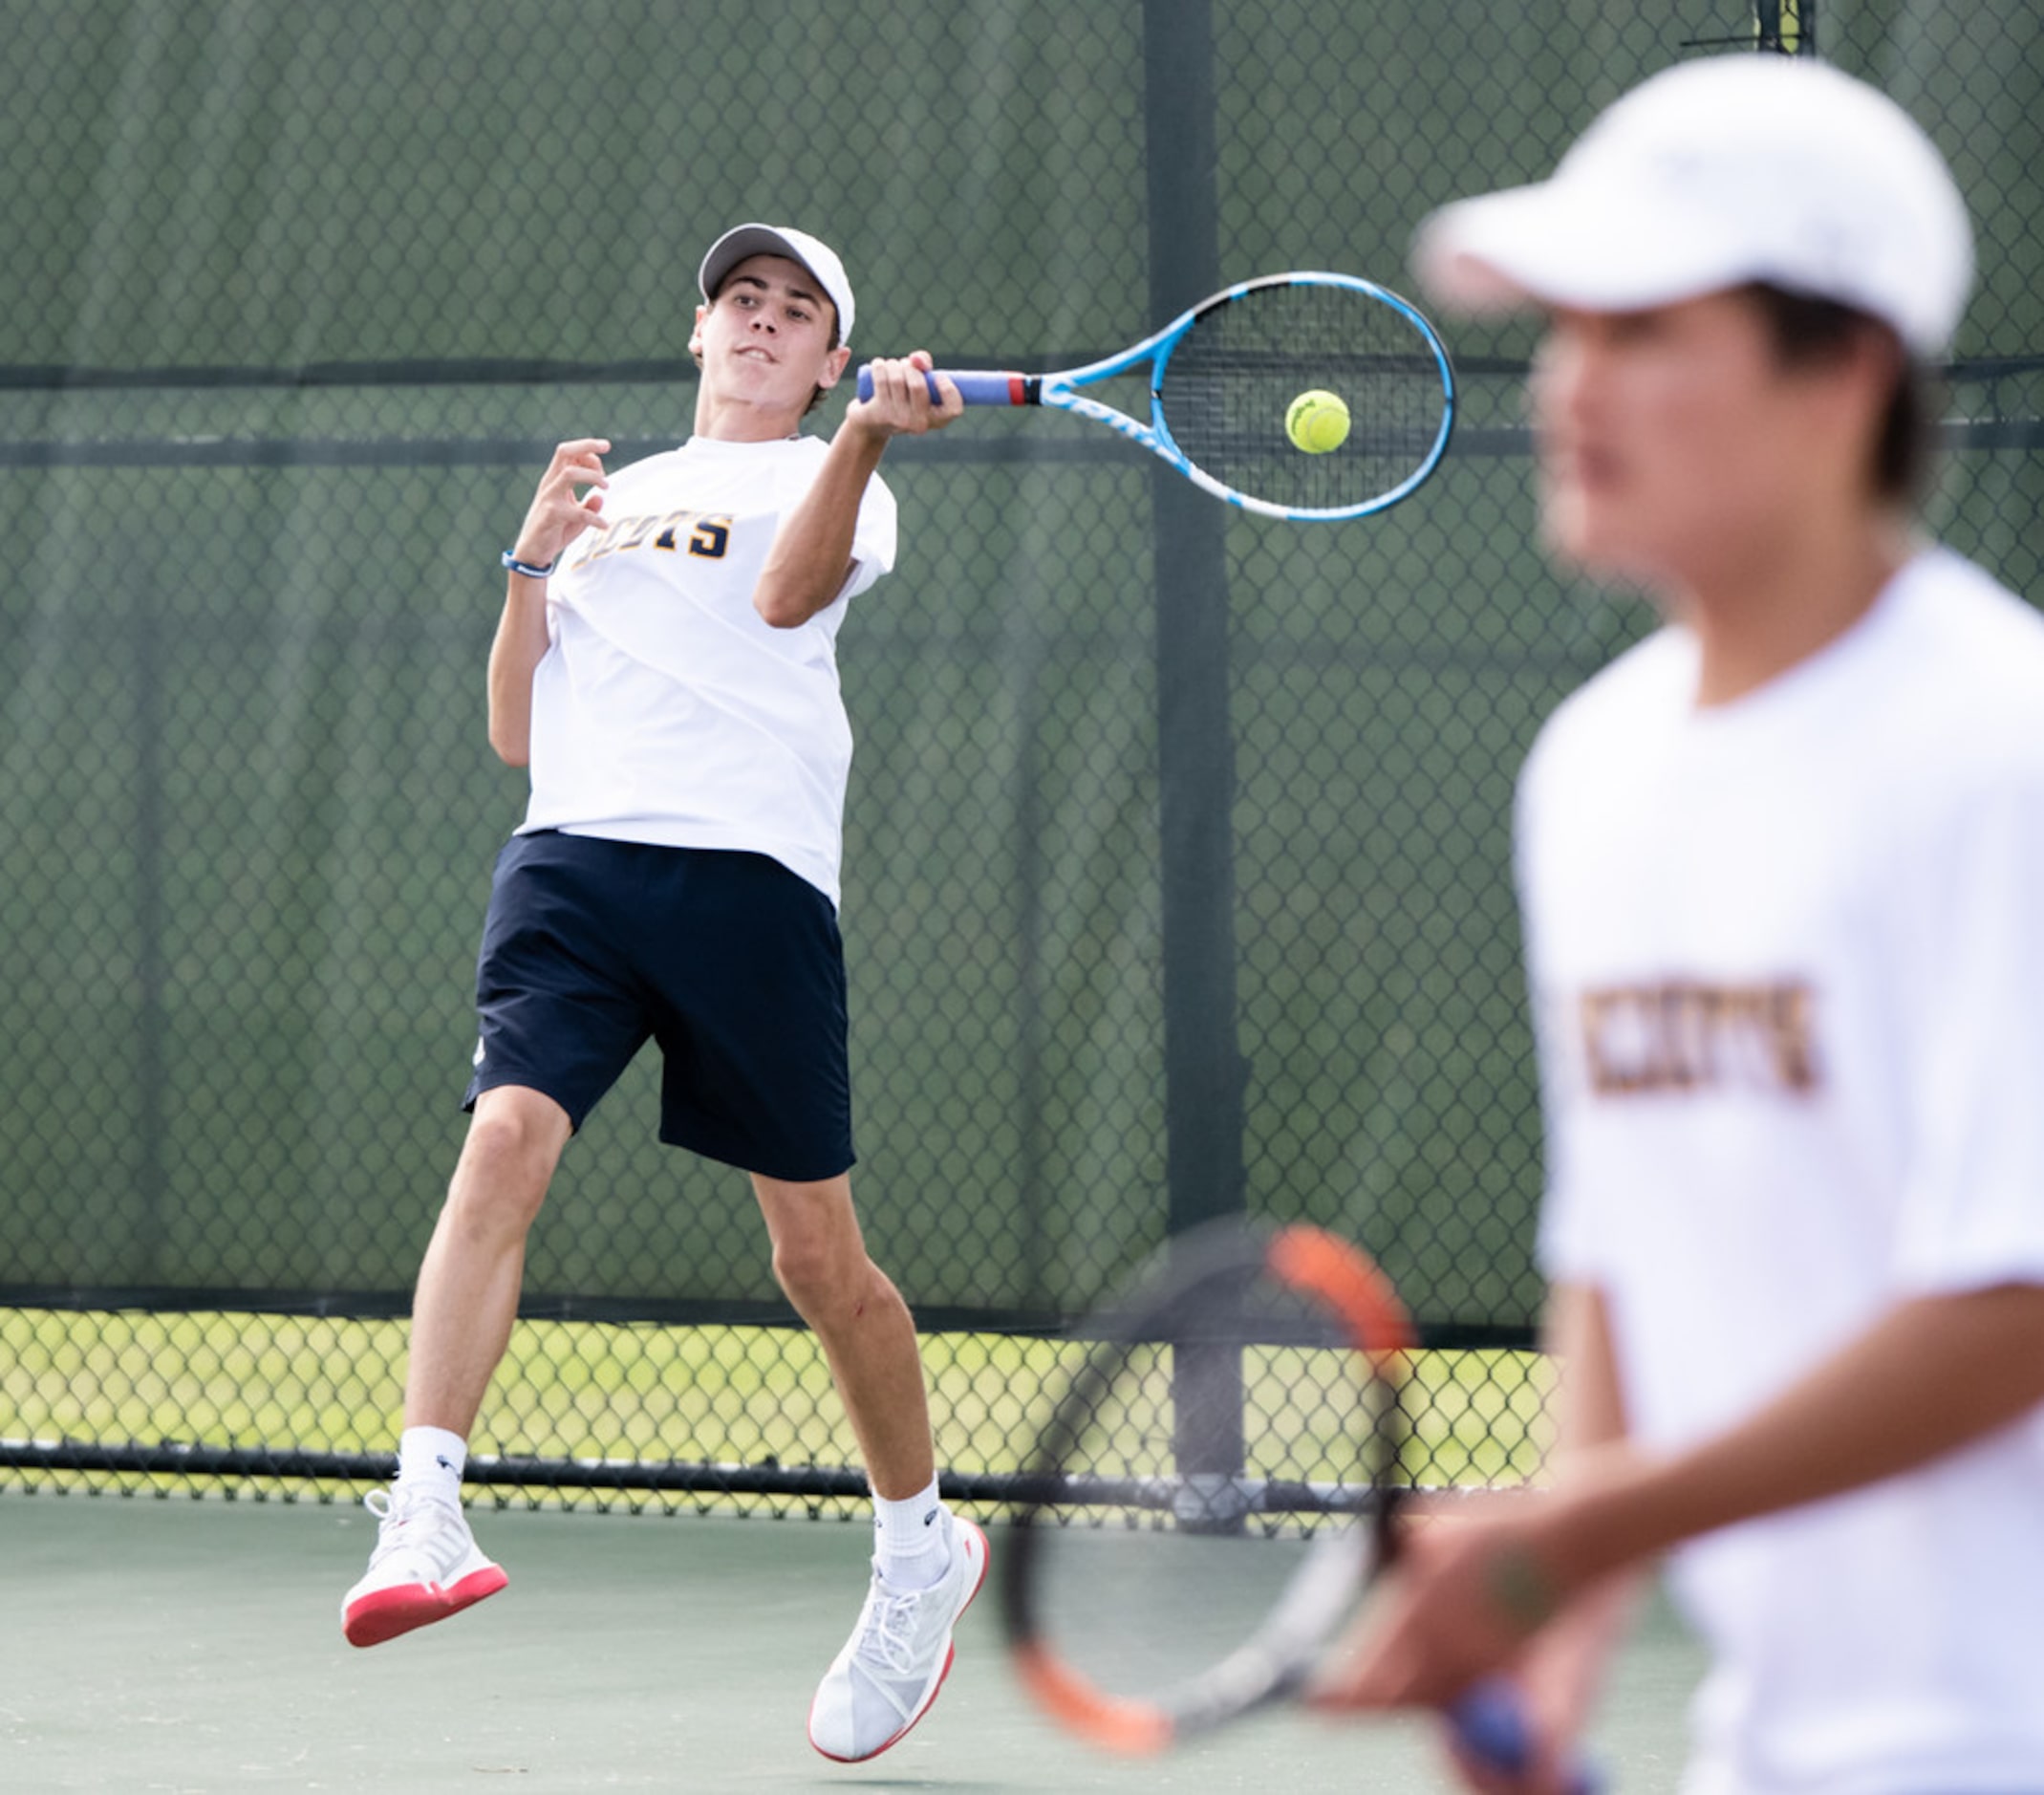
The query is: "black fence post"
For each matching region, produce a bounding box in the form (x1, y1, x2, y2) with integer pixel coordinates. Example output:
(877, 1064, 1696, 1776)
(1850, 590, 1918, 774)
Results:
(1143, 0, 1250, 1528)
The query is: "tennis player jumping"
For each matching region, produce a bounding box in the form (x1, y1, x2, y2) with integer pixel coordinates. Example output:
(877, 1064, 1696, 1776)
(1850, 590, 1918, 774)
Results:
(340, 223, 984, 1765)
(1315, 55, 2044, 1794)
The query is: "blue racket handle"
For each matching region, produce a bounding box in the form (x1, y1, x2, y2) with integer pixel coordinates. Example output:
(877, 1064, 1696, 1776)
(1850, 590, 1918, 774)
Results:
(853, 366, 1024, 406)
(1447, 1677, 1601, 1795)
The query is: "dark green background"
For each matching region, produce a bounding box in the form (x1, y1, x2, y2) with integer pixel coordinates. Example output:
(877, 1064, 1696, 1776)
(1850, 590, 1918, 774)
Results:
(4, 0, 2040, 1337)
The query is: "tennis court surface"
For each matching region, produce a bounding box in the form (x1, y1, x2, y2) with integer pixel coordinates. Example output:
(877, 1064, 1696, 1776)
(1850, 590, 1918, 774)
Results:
(1, 1493, 1702, 1791)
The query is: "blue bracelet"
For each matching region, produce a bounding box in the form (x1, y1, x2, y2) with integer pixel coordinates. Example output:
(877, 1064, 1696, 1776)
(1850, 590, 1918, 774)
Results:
(501, 550, 556, 578)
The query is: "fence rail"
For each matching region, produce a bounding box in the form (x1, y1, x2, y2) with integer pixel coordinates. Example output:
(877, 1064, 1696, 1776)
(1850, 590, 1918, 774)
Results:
(4, 0, 2039, 1514)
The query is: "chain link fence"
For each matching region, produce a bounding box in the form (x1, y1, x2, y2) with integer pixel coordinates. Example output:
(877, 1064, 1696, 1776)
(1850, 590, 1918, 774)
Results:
(3, 0, 2040, 1517)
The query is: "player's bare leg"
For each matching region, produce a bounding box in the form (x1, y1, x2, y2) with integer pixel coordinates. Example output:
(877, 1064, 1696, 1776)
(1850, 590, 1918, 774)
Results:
(752, 1172, 934, 1498)
(406, 1085, 572, 1435)
(341, 1085, 570, 1647)
(755, 1172, 988, 1762)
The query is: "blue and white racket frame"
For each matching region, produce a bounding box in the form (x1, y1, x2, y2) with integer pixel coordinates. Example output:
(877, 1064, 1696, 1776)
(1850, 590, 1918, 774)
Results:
(856, 270, 1458, 524)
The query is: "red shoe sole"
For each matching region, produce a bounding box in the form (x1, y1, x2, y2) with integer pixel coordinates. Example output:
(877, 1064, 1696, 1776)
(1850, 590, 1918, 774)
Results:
(343, 1564, 508, 1649)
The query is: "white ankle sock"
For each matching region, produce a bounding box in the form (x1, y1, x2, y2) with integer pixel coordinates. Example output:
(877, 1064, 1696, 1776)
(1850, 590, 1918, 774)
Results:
(396, 1425, 468, 1500)
(872, 1481, 947, 1590)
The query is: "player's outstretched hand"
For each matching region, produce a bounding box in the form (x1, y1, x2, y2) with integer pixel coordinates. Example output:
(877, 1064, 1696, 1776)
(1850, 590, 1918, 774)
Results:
(1313, 1506, 1555, 1710)
(1308, 1503, 1607, 1795)
(852, 351, 963, 437)
(1316, 1521, 1537, 1700)
(509, 437, 611, 573)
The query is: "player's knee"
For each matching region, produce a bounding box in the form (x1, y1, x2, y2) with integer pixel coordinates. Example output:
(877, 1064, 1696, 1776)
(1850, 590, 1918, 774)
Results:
(449, 1094, 565, 1234)
(770, 1233, 874, 1328)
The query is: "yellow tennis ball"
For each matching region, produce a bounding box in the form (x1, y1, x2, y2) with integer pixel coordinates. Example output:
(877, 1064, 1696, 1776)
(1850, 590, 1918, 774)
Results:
(1285, 389, 1350, 454)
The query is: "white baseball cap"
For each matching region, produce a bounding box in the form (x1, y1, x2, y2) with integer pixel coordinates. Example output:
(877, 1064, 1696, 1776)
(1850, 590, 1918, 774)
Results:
(698, 223, 856, 346)
(1412, 55, 1973, 354)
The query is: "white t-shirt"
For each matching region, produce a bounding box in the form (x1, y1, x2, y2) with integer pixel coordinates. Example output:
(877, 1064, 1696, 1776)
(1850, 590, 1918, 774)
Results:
(1521, 549, 2044, 1793)
(518, 433, 897, 906)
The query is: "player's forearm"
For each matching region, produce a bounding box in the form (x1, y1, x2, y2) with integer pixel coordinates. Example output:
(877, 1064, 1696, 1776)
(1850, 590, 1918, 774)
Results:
(486, 573, 550, 766)
(753, 421, 890, 629)
(1539, 1283, 2044, 1589)
(1518, 1281, 1647, 1670)
(1542, 1282, 1628, 1463)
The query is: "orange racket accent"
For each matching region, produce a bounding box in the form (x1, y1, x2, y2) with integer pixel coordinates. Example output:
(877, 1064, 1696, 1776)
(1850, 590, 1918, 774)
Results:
(1265, 1223, 1415, 1361)
(1012, 1641, 1174, 1755)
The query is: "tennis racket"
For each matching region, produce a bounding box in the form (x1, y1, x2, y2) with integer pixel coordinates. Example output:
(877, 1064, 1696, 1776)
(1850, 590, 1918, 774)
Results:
(853, 271, 1454, 522)
(1000, 1220, 1596, 1789)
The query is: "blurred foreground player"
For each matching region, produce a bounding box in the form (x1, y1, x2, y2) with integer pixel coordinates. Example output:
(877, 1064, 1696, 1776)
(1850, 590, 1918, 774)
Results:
(1316, 55, 2044, 1795)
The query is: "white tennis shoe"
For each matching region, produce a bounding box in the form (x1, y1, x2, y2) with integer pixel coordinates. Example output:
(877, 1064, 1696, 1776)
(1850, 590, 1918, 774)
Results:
(807, 1510, 989, 1762)
(340, 1484, 508, 1648)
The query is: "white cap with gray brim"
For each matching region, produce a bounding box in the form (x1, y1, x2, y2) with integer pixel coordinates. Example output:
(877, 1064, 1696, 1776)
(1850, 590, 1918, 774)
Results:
(1412, 55, 1972, 355)
(698, 224, 856, 347)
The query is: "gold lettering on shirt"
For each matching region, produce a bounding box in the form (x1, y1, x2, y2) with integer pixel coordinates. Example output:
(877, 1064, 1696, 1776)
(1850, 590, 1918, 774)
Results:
(579, 510, 735, 565)
(1579, 979, 1820, 1097)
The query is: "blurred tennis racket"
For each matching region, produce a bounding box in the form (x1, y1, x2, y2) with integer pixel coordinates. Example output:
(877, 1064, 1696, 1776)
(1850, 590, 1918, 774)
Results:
(1000, 1220, 1595, 1789)
(854, 270, 1454, 522)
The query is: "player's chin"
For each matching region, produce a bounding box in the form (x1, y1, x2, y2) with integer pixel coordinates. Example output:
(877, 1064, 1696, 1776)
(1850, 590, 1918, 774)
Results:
(1536, 500, 1601, 574)
(725, 354, 799, 395)
(1537, 499, 1651, 587)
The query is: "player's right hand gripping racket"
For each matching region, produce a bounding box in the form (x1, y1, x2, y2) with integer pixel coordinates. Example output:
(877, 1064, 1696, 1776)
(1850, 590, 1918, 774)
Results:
(999, 1221, 1598, 1790)
(854, 270, 1454, 522)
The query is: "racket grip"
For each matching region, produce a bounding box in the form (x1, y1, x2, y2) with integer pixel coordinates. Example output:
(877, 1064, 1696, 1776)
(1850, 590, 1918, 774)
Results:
(853, 366, 1026, 406)
(1447, 1677, 1601, 1795)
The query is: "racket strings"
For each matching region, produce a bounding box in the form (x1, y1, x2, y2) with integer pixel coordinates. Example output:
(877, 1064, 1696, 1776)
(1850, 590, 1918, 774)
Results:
(1009, 1248, 1405, 1726)
(1158, 280, 1451, 514)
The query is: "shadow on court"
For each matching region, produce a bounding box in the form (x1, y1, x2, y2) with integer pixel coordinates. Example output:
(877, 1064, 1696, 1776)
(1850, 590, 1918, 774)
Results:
(0, 1494, 1701, 1791)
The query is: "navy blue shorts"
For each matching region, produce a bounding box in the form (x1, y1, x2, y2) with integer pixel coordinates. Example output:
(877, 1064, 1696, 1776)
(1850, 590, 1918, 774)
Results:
(462, 833, 854, 1182)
